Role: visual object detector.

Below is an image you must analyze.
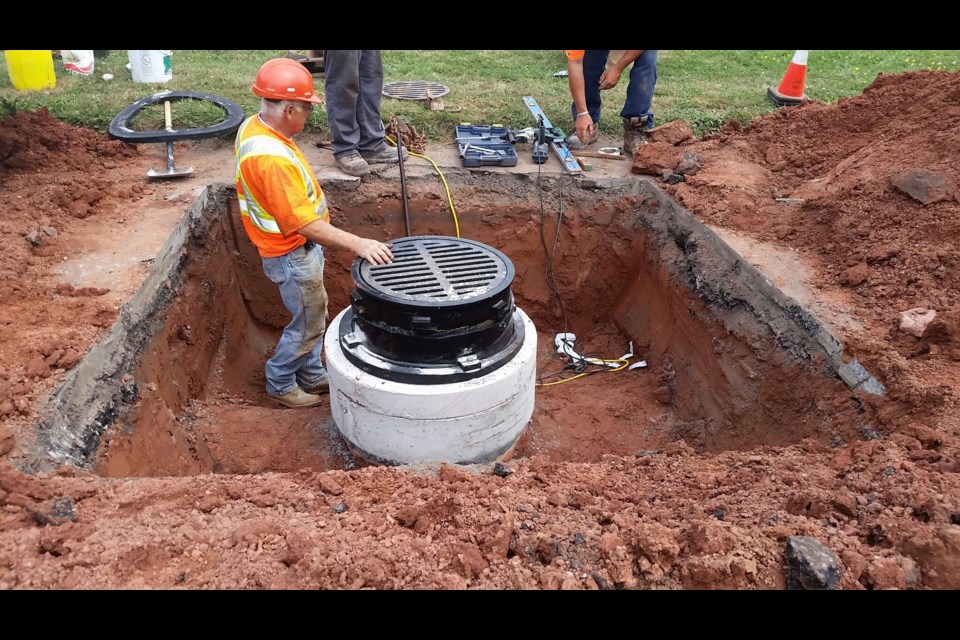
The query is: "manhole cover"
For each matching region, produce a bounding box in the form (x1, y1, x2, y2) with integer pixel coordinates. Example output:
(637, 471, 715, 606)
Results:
(382, 80, 450, 101)
(342, 236, 521, 382)
(356, 236, 512, 305)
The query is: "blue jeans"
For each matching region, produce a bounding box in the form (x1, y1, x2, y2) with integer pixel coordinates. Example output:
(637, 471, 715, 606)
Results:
(570, 50, 658, 128)
(260, 241, 329, 396)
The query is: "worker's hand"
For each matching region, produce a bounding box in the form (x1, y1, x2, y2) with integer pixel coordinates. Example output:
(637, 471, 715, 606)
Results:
(598, 68, 622, 91)
(355, 238, 394, 265)
(576, 118, 596, 145)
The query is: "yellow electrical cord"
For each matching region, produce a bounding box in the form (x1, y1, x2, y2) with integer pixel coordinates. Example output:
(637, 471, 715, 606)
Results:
(385, 134, 460, 239)
(382, 133, 635, 387)
(537, 358, 631, 387)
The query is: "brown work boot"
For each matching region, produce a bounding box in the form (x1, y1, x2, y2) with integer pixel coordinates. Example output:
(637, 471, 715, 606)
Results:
(622, 116, 650, 156)
(336, 153, 371, 177)
(361, 145, 409, 164)
(268, 387, 324, 409)
(300, 377, 330, 396)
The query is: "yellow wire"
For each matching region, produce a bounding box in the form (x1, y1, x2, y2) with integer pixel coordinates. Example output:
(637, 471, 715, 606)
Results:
(385, 135, 460, 239)
(536, 359, 631, 387)
(381, 134, 631, 387)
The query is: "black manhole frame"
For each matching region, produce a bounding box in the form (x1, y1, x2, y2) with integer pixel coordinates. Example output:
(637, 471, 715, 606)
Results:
(341, 235, 523, 384)
(337, 307, 526, 385)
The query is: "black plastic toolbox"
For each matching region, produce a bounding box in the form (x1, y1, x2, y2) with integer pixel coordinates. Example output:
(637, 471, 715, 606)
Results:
(455, 124, 518, 167)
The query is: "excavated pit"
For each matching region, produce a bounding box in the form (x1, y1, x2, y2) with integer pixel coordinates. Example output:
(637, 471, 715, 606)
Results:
(22, 172, 882, 478)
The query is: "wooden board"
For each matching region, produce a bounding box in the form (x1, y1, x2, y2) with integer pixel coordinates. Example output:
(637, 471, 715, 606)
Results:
(571, 150, 627, 161)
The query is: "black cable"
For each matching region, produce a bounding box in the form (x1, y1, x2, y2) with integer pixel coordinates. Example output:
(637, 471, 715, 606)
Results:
(395, 118, 411, 237)
(536, 161, 572, 386)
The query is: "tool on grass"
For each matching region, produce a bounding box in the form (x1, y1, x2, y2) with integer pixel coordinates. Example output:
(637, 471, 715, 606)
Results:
(510, 127, 538, 143)
(522, 96, 581, 174)
(532, 115, 549, 164)
(455, 124, 519, 168)
(147, 100, 194, 180)
(395, 116, 411, 237)
(460, 143, 504, 157)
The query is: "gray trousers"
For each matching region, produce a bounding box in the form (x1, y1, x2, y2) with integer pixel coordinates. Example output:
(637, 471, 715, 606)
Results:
(323, 50, 387, 159)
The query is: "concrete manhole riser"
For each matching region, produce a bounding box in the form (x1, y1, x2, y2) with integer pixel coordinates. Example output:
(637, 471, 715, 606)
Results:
(19, 173, 883, 477)
(326, 307, 537, 466)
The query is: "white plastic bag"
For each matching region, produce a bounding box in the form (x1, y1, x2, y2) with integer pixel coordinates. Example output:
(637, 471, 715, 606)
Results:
(62, 50, 95, 76)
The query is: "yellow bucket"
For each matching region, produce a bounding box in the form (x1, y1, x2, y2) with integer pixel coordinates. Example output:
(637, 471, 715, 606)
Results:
(4, 50, 56, 91)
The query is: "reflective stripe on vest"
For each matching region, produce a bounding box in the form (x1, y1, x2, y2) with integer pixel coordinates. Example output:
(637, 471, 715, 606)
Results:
(235, 125, 327, 235)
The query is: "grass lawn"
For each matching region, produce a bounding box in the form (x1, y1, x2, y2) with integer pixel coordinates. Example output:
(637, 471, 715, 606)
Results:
(2, 50, 958, 142)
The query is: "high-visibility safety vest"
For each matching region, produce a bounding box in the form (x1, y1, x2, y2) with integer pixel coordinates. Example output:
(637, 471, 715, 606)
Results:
(234, 114, 330, 258)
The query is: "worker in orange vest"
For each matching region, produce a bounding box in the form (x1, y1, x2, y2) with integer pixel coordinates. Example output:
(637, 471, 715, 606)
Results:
(235, 58, 393, 408)
(565, 50, 658, 156)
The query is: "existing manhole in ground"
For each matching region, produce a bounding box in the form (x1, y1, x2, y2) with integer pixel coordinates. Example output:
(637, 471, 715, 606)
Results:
(20, 171, 883, 479)
(382, 81, 449, 101)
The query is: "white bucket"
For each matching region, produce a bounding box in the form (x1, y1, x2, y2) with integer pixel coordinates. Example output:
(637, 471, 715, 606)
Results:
(127, 50, 172, 83)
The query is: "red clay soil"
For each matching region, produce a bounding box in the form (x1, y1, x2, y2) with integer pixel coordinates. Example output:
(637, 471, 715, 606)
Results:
(1, 71, 959, 590)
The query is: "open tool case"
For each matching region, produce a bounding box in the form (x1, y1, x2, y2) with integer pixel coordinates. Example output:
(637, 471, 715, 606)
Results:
(455, 124, 518, 167)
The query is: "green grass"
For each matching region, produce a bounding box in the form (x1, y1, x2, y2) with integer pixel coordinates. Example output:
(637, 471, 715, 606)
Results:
(2, 50, 958, 142)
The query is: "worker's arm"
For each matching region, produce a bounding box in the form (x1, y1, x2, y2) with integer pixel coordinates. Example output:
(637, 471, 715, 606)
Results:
(599, 50, 645, 90)
(248, 157, 394, 265)
(299, 218, 394, 265)
(567, 56, 595, 144)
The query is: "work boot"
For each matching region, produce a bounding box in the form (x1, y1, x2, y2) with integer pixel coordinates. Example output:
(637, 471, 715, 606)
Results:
(268, 387, 324, 409)
(300, 376, 330, 396)
(361, 146, 409, 164)
(336, 153, 372, 177)
(565, 127, 599, 150)
(622, 116, 650, 156)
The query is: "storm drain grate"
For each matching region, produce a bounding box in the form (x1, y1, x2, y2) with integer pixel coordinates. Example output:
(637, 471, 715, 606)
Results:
(358, 236, 511, 304)
(382, 80, 450, 102)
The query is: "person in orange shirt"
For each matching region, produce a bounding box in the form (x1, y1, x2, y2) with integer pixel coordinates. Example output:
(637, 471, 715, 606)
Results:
(564, 50, 658, 156)
(235, 58, 394, 408)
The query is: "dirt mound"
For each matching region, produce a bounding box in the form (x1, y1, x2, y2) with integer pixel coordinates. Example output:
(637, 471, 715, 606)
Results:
(1, 72, 959, 590)
(0, 108, 148, 427)
(668, 71, 960, 315)
(648, 70, 960, 424)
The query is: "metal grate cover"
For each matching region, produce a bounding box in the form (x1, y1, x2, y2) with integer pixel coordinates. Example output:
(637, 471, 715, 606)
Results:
(344, 236, 521, 383)
(382, 80, 450, 102)
(358, 237, 511, 304)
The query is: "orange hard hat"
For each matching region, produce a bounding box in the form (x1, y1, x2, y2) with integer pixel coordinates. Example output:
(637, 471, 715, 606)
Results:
(251, 58, 323, 104)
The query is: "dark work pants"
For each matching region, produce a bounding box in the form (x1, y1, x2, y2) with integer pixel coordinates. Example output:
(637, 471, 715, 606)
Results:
(323, 50, 387, 159)
(570, 50, 658, 128)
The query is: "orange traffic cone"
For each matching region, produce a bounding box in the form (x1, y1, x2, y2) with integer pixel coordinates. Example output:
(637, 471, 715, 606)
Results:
(767, 50, 809, 107)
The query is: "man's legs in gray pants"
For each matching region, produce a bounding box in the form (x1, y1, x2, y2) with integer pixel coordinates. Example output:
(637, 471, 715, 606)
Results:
(323, 50, 386, 159)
